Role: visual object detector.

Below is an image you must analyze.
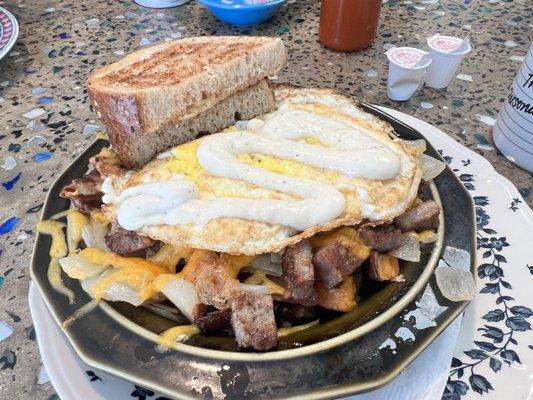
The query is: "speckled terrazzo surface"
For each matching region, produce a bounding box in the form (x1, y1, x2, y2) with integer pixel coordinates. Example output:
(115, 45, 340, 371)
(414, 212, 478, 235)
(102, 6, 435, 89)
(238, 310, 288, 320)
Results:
(0, 0, 531, 398)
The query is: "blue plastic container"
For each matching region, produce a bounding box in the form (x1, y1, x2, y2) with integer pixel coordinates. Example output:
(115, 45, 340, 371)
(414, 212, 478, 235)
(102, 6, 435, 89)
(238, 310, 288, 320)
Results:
(197, 0, 286, 26)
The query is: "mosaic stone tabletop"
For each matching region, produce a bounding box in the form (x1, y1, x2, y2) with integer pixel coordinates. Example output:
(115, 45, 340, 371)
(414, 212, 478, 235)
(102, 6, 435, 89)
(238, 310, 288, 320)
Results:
(0, 0, 531, 398)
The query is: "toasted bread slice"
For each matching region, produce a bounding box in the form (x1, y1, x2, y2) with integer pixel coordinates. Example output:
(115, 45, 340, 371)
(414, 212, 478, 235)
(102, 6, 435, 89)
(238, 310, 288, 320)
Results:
(88, 36, 286, 167)
(109, 79, 276, 166)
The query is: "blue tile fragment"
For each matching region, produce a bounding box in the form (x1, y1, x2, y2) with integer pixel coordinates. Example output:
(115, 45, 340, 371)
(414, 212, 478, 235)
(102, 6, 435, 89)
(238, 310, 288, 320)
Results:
(0, 217, 20, 235)
(37, 96, 54, 105)
(32, 152, 52, 163)
(452, 99, 464, 108)
(2, 173, 21, 190)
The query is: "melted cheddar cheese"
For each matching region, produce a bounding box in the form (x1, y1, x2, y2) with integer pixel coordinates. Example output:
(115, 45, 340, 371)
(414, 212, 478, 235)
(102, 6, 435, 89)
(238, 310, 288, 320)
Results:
(66, 210, 89, 253)
(90, 209, 111, 226)
(311, 227, 371, 260)
(157, 325, 200, 350)
(416, 230, 438, 244)
(77, 248, 168, 301)
(37, 219, 74, 302)
(37, 220, 68, 258)
(148, 244, 193, 273)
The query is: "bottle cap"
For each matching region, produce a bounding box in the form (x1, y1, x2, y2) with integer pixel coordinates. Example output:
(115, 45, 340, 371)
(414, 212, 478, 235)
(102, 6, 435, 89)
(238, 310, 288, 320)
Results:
(425, 34, 472, 88)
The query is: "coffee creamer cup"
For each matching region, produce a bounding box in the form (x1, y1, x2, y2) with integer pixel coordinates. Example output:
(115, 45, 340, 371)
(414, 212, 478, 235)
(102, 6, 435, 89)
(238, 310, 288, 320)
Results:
(386, 47, 432, 101)
(425, 34, 472, 89)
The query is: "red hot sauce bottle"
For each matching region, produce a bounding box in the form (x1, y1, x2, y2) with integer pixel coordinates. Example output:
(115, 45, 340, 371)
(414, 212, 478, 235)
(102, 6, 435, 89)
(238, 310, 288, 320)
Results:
(319, 0, 382, 52)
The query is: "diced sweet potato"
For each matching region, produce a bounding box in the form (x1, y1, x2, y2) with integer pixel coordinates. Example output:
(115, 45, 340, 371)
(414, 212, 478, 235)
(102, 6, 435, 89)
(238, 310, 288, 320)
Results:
(315, 276, 357, 312)
(367, 251, 400, 281)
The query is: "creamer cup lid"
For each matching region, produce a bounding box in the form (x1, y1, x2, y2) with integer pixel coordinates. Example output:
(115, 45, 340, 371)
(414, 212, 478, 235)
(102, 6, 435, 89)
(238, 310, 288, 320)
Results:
(386, 47, 432, 70)
(427, 34, 471, 55)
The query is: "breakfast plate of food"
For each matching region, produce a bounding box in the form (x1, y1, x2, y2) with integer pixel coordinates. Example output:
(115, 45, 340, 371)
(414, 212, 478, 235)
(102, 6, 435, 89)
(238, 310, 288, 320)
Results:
(30, 36, 476, 398)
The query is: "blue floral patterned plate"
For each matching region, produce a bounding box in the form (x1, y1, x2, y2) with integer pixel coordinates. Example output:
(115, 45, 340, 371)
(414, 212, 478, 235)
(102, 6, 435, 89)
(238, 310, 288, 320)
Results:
(0, 7, 19, 61)
(382, 107, 533, 400)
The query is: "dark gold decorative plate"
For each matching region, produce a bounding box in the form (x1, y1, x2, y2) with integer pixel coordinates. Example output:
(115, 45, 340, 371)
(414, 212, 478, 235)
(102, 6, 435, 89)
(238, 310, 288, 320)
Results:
(30, 103, 476, 399)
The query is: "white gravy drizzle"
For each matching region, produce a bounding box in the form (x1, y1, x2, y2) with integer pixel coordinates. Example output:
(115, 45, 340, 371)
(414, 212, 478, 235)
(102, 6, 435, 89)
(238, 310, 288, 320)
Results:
(105, 109, 401, 231)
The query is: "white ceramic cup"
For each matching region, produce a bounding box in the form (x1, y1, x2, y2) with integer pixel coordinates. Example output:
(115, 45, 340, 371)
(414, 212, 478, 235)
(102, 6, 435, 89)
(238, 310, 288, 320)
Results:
(425, 35, 472, 89)
(492, 44, 533, 172)
(386, 47, 432, 101)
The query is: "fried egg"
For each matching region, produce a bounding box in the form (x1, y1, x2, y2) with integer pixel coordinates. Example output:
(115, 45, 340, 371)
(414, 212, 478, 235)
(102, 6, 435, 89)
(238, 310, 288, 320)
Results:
(100, 87, 421, 255)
